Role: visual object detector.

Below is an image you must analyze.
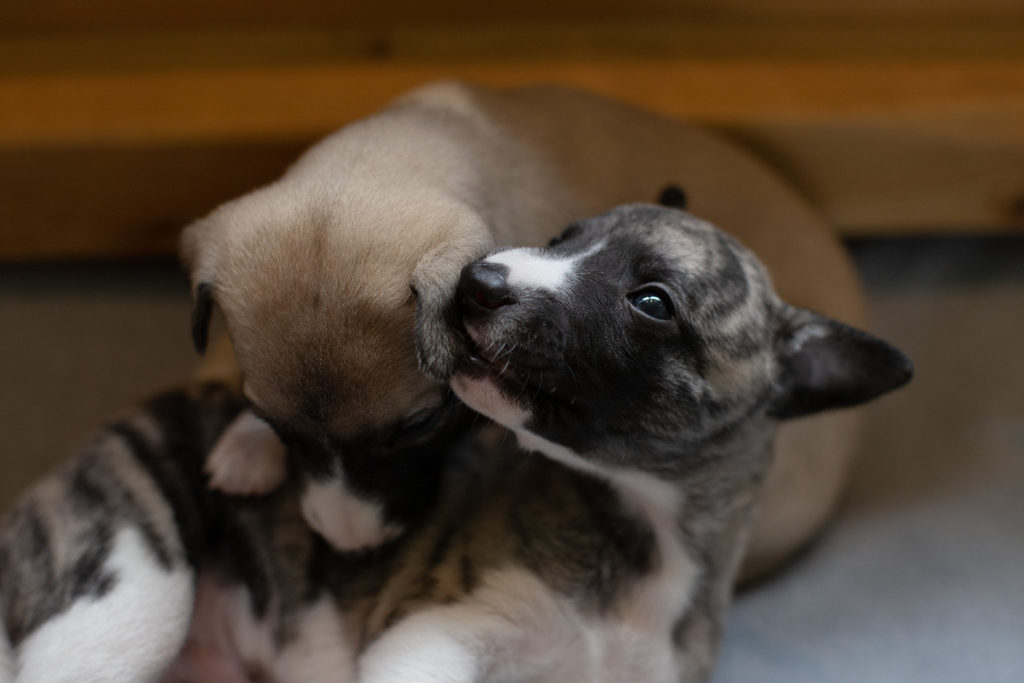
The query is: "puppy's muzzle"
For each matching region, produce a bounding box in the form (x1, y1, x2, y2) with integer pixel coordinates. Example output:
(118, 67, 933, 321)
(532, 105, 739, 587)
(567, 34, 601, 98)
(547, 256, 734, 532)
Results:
(459, 262, 515, 317)
(456, 258, 575, 399)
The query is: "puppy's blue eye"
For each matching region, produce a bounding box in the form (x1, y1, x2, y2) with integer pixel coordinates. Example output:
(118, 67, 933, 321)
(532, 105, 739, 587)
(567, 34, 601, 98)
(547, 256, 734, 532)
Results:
(629, 289, 673, 320)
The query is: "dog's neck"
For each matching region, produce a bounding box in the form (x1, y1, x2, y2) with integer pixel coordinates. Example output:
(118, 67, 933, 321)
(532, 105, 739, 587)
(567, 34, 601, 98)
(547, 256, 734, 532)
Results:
(512, 422, 768, 680)
(513, 421, 772, 524)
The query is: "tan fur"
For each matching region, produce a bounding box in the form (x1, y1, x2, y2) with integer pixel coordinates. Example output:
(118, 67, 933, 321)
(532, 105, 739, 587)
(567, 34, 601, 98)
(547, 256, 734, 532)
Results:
(184, 81, 866, 578)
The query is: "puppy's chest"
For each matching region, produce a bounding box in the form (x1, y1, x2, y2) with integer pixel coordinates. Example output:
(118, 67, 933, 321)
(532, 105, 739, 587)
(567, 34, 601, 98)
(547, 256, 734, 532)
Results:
(511, 481, 701, 682)
(583, 508, 699, 682)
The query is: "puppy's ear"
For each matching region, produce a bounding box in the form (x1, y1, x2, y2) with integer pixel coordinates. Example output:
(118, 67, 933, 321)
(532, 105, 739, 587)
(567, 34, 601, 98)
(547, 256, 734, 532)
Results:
(769, 308, 913, 419)
(181, 217, 219, 355)
(191, 282, 214, 354)
(657, 184, 688, 210)
(411, 228, 493, 381)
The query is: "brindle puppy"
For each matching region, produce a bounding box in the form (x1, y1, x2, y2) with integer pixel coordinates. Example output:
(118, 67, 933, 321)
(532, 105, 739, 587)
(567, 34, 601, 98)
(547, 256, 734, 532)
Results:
(0, 206, 909, 682)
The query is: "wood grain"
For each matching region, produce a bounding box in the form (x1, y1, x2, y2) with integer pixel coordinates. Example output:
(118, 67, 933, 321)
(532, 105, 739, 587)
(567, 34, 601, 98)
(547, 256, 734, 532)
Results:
(3, 1, 1022, 34)
(2, 22, 1022, 258)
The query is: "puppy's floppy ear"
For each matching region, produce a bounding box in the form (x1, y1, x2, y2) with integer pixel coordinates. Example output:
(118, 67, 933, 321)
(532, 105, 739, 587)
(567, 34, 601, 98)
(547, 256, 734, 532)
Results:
(191, 283, 214, 354)
(411, 227, 493, 381)
(769, 308, 913, 419)
(657, 184, 688, 210)
(181, 217, 219, 355)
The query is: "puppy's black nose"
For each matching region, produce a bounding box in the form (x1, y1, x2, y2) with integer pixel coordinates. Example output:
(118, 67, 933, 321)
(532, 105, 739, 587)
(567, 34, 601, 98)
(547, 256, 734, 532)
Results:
(459, 262, 514, 315)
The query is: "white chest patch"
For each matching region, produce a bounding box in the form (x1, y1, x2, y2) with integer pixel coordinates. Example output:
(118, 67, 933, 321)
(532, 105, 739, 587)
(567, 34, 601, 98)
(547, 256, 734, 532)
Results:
(513, 430, 700, 682)
(300, 471, 404, 553)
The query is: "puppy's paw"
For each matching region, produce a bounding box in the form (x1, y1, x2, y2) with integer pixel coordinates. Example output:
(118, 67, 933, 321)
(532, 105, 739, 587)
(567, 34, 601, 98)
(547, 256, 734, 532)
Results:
(411, 226, 492, 382)
(205, 411, 287, 496)
(415, 316, 465, 382)
(300, 477, 404, 552)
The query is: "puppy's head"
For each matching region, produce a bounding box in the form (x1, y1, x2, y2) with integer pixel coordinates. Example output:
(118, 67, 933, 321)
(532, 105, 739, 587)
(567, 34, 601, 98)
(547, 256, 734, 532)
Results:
(181, 178, 485, 472)
(451, 204, 912, 474)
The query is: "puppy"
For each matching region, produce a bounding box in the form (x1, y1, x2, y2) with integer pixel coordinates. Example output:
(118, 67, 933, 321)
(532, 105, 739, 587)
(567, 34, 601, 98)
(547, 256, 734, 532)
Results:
(367, 204, 911, 681)
(183, 81, 867, 574)
(0, 205, 910, 683)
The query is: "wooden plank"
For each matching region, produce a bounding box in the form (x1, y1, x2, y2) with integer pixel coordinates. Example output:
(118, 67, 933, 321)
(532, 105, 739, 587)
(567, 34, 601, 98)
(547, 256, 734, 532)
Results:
(4, 61, 1023, 145)
(2, 1, 1022, 35)
(4, 22, 1024, 77)
(0, 142, 304, 259)
(1, 24, 1023, 258)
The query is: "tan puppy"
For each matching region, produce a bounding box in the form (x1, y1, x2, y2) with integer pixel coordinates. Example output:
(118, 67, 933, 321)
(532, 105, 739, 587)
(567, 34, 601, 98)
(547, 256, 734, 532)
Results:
(183, 81, 865, 577)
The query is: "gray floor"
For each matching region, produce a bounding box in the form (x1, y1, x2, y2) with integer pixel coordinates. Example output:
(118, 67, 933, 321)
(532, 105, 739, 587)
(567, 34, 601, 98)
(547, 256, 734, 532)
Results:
(1, 238, 1022, 681)
(716, 238, 1024, 682)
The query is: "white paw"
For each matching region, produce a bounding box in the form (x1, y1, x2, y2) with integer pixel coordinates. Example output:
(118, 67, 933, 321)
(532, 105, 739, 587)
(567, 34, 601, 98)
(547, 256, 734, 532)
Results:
(205, 411, 287, 496)
(300, 477, 404, 552)
(358, 611, 481, 683)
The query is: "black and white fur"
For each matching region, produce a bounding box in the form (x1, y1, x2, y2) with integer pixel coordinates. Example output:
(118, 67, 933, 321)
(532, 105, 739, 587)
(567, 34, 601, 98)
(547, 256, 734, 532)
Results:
(0, 205, 910, 682)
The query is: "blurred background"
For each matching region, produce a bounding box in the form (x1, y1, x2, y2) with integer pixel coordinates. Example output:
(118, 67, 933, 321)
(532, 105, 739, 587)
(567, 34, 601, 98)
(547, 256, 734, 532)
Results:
(1, 2, 1022, 681)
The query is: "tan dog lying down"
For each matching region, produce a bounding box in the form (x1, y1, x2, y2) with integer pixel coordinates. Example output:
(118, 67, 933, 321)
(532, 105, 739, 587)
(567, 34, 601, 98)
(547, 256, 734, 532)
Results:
(183, 81, 866, 579)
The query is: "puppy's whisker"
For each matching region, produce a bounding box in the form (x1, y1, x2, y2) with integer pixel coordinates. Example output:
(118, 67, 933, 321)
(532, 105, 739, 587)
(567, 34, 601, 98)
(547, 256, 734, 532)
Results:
(489, 343, 506, 361)
(515, 370, 533, 401)
(497, 428, 515, 452)
(561, 356, 580, 386)
(533, 371, 546, 399)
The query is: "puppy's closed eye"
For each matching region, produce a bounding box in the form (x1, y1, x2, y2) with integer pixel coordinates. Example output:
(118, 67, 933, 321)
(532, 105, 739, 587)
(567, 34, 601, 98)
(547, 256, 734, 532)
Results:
(384, 409, 441, 448)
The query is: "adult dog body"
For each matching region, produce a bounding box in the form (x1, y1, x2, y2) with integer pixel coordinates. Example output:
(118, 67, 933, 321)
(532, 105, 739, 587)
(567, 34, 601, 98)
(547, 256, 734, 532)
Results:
(185, 82, 866, 575)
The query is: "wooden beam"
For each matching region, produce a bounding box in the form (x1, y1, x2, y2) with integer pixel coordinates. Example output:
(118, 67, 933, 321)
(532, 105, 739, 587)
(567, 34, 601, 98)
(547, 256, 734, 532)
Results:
(4, 22, 1024, 76)
(0, 142, 305, 259)
(3, 2, 1023, 35)
(2, 23, 1023, 259)
(8, 60, 1024, 145)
